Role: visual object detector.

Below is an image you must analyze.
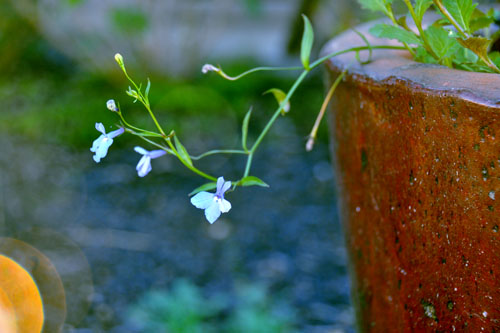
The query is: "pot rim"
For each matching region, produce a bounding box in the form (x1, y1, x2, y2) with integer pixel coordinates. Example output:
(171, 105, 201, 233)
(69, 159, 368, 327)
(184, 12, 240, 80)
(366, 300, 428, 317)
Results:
(321, 21, 500, 108)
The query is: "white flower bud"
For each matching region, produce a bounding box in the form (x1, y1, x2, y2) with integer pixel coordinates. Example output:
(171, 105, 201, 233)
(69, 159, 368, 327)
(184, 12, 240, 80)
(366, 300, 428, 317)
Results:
(114, 53, 124, 66)
(106, 99, 118, 112)
(201, 64, 219, 74)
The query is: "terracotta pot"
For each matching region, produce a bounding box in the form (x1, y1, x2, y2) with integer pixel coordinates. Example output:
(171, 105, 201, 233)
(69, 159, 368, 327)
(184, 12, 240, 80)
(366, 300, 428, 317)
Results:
(323, 23, 500, 331)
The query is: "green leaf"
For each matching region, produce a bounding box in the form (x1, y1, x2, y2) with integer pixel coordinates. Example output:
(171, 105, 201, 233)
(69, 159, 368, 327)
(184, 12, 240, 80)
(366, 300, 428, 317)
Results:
(457, 36, 490, 59)
(469, 9, 495, 33)
(442, 0, 477, 33)
(189, 182, 217, 196)
(490, 52, 500, 68)
(424, 26, 460, 61)
(238, 176, 269, 188)
(357, 0, 393, 17)
(264, 88, 290, 115)
(174, 135, 193, 166)
(369, 24, 422, 45)
(145, 78, 151, 98)
(242, 108, 252, 152)
(414, 0, 433, 24)
(300, 14, 314, 70)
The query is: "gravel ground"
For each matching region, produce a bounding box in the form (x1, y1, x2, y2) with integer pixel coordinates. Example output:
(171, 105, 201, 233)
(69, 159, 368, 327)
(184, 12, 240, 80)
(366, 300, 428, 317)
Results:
(0, 117, 354, 332)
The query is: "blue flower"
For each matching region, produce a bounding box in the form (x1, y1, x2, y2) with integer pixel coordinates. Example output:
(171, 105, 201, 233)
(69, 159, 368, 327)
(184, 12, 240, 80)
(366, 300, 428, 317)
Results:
(90, 123, 124, 163)
(190, 177, 232, 224)
(134, 146, 167, 177)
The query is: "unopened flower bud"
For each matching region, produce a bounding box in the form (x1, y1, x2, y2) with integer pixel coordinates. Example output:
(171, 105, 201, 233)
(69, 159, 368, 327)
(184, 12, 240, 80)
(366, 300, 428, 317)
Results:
(114, 53, 124, 66)
(201, 64, 219, 74)
(106, 99, 118, 112)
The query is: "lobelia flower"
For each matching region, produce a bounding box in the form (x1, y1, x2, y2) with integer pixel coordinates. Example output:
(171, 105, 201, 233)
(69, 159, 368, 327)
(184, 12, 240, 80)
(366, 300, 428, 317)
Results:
(134, 147, 167, 177)
(90, 123, 124, 163)
(191, 177, 232, 224)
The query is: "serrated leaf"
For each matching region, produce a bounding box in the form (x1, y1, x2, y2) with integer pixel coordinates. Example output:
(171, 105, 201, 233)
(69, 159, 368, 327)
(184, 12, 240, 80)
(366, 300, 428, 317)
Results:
(424, 26, 460, 60)
(238, 176, 269, 188)
(442, 0, 477, 33)
(469, 11, 494, 33)
(242, 108, 252, 152)
(300, 14, 314, 70)
(264, 88, 290, 115)
(457, 36, 490, 60)
(357, 0, 393, 17)
(174, 135, 193, 166)
(414, 0, 433, 23)
(370, 23, 422, 45)
(189, 182, 217, 196)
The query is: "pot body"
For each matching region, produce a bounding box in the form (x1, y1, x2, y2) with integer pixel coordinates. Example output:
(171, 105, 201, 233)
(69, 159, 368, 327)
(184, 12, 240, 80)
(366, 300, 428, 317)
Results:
(324, 26, 500, 331)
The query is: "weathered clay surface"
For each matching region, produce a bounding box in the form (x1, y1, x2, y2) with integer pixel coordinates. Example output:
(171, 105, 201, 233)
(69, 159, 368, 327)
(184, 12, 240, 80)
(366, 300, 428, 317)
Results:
(324, 24, 500, 332)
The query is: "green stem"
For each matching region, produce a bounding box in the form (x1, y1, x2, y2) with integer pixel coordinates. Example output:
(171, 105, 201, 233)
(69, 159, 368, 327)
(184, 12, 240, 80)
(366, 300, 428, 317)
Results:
(432, 0, 467, 38)
(402, 0, 439, 60)
(118, 111, 163, 137)
(310, 45, 406, 69)
(215, 66, 303, 81)
(386, 5, 416, 58)
(122, 70, 167, 137)
(191, 149, 248, 161)
(165, 138, 217, 181)
(243, 70, 309, 177)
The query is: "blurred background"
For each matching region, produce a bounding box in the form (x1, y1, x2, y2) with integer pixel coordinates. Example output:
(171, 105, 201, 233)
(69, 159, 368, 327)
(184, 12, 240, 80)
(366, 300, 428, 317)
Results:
(0, 0, 424, 331)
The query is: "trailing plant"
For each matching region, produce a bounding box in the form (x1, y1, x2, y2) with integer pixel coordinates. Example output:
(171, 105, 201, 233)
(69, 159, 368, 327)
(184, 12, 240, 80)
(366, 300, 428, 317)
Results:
(91, 0, 499, 224)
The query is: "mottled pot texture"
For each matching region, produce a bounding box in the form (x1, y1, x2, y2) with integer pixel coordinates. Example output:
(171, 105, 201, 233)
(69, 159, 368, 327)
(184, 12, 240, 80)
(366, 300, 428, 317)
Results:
(323, 25, 500, 332)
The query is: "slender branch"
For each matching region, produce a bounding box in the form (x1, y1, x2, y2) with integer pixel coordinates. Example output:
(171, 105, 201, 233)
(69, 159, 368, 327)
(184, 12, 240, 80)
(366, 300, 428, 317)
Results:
(191, 149, 248, 161)
(208, 66, 303, 81)
(310, 45, 407, 69)
(306, 68, 348, 151)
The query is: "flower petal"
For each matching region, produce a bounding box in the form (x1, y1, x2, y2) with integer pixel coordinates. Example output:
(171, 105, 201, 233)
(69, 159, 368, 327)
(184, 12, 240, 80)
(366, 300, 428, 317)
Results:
(205, 201, 221, 224)
(137, 156, 152, 177)
(149, 150, 167, 159)
(95, 123, 106, 134)
(190, 192, 215, 209)
(134, 146, 149, 155)
(218, 199, 231, 213)
(221, 180, 231, 194)
(216, 177, 225, 191)
(94, 137, 113, 163)
(90, 134, 105, 153)
(108, 127, 124, 139)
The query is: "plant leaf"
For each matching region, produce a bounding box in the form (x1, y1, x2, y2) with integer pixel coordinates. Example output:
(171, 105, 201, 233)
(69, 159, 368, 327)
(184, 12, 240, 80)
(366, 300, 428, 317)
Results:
(145, 78, 151, 98)
(238, 176, 269, 188)
(174, 135, 193, 166)
(300, 14, 314, 70)
(242, 108, 252, 152)
(414, 0, 433, 24)
(357, 0, 393, 17)
(189, 182, 217, 196)
(424, 26, 460, 61)
(264, 88, 290, 115)
(369, 23, 422, 45)
(442, 0, 477, 33)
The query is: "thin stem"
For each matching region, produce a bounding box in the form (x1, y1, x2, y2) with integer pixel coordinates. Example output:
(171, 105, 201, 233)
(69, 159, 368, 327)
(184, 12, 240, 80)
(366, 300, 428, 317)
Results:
(118, 112, 163, 137)
(214, 66, 303, 81)
(310, 45, 407, 69)
(243, 70, 309, 177)
(122, 70, 167, 137)
(402, 0, 439, 60)
(191, 149, 248, 161)
(386, 5, 416, 58)
(165, 138, 217, 181)
(306, 68, 347, 151)
(432, 0, 467, 38)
